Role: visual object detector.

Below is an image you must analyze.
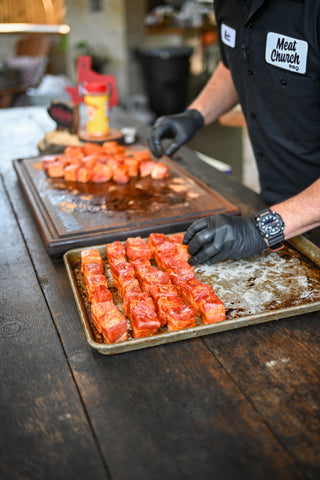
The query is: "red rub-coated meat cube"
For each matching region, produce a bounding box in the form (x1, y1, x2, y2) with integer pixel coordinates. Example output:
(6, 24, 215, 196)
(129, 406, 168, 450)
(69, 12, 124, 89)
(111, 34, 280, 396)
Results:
(148, 233, 168, 255)
(140, 268, 171, 294)
(129, 293, 160, 338)
(139, 160, 156, 177)
(113, 165, 130, 184)
(151, 161, 169, 179)
(166, 304, 196, 332)
(47, 159, 65, 178)
(92, 285, 113, 304)
(82, 154, 98, 169)
(81, 249, 104, 273)
(168, 232, 184, 244)
(91, 301, 128, 343)
(199, 294, 226, 324)
(85, 274, 109, 302)
(77, 167, 91, 183)
(42, 155, 58, 173)
(64, 163, 79, 182)
(149, 283, 180, 302)
(82, 262, 105, 279)
(125, 236, 152, 262)
(91, 163, 113, 183)
(124, 156, 140, 177)
(155, 295, 184, 327)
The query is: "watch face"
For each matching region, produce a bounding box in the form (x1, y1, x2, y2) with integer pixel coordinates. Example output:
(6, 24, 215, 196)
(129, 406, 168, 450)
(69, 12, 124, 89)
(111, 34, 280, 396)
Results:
(259, 213, 283, 237)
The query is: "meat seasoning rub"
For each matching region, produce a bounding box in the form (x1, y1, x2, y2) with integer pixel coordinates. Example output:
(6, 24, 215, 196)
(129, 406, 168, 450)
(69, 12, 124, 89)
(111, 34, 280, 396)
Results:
(84, 82, 109, 136)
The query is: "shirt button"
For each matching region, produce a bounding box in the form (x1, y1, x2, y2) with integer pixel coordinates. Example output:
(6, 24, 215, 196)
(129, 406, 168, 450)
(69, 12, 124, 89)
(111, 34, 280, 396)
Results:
(257, 151, 264, 157)
(280, 78, 287, 85)
(247, 21, 254, 29)
(247, 69, 253, 75)
(250, 112, 256, 119)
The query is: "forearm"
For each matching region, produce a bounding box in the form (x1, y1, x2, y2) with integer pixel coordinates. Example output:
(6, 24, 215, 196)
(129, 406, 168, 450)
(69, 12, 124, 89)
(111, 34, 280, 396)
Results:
(188, 61, 239, 126)
(272, 178, 320, 238)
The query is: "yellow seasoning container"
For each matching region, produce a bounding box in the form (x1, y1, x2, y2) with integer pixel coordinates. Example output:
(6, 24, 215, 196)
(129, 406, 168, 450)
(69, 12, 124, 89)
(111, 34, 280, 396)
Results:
(84, 82, 109, 136)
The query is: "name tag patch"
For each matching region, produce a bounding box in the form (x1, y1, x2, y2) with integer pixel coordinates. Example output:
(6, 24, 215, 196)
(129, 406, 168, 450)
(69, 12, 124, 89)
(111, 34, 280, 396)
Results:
(221, 23, 236, 48)
(265, 32, 308, 74)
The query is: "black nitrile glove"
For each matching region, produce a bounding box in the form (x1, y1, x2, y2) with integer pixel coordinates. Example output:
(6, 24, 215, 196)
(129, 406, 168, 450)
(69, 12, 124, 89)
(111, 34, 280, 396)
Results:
(148, 109, 204, 158)
(183, 214, 268, 265)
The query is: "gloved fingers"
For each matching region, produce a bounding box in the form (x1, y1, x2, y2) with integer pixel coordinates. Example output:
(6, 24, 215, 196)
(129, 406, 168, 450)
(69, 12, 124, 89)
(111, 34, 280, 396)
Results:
(148, 120, 175, 158)
(183, 218, 209, 244)
(164, 141, 181, 157)
(187, 227, 216, 256)
(188, 240, 221, 265)
(147, 135, 163, 158)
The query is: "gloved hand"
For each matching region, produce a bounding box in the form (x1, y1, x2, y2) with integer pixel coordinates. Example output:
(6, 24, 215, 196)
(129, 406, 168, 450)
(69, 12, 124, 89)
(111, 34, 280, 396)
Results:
(183, 214, 268, 265)
(148, 109, 204, 158)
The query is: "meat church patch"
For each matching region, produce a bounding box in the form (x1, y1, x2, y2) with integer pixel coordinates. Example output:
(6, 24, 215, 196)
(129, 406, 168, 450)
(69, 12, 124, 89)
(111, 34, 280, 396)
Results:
(265, 32, 308, 74)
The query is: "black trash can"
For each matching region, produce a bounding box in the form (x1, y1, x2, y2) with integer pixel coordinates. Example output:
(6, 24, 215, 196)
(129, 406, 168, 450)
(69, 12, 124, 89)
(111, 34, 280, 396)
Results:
(137, 45, 193, 117)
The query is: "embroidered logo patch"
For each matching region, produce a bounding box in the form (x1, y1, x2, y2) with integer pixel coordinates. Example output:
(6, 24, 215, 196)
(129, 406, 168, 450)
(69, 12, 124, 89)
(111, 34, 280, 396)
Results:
(221, 23, 236, 48)
(265, 32, 308, 74)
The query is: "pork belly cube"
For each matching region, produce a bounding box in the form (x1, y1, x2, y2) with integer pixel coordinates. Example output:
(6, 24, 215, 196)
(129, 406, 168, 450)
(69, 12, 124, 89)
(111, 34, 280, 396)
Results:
(82, 154, 98, 169)
(91, 163, 113, 183)
(178, 278, 207, 316)
(131, 150, 150, 162)
(122, 283, 143, 316)
(154, 295, 185, 327)
(92, 285, 113, 304)
(64, 146, 84, 160)
(174, 243, 191, 263)
(82, 262, 105, 279)
(129, 293, 161, 338)
(168, 232, 184, 244)
(148, 233, 168, 255)
(83, 143, 105, 156)
(199, 294, 226, 324)
(105, 157, 122, 172)
(81, 249, 104, 273)
(77, 166, 91, 183)
(64, 163, 79, 182)
(168, 266, 195, 293)
(131, 258, 152, 274)
(140, 268, 172, 294)
(151, 161, 169, 179)
(106, 242, 127, 268)
(149, 283, 180, 303)
(166, 304, 196, 332)
(124, 156, 140, 177)
(42, 155, 58, 173)
(125, 236, 152, 262)
(113, 165, 130, 184)
(91, 301, 128, 343)
(47, 159, 65, 178)
(85, 274, 109, 302)
(139, 159, 156, 177)
(114, 263, 136, 291)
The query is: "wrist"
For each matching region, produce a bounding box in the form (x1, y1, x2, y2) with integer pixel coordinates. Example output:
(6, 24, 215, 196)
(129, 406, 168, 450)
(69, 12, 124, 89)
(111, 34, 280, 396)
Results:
(186, 109, 204, 129)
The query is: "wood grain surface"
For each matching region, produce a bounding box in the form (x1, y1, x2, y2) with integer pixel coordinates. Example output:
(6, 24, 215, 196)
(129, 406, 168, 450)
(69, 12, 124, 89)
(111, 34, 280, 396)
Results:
(1, 106, 319, 480)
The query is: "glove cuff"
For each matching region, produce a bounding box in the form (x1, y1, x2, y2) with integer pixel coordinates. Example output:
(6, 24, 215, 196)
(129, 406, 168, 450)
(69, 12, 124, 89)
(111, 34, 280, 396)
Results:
(186, 109, 205, 129)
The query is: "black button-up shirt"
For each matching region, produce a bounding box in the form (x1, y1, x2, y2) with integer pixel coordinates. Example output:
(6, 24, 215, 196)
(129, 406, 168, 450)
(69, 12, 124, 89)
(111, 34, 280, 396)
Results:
(214, 0, 320, 204)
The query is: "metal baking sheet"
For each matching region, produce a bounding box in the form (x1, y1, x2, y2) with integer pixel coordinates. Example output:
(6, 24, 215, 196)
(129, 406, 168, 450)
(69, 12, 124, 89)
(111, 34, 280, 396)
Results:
(63, 234, 320, 355)
(13, 148, 239, 256)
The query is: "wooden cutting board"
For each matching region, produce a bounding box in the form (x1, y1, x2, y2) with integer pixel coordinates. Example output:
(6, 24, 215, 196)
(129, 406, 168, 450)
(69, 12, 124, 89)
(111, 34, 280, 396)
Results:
(13, 151, 239, 256)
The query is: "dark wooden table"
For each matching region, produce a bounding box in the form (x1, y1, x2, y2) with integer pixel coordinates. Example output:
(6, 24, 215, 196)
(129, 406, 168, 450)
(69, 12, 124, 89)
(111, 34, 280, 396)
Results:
(1, 107, 319, 480)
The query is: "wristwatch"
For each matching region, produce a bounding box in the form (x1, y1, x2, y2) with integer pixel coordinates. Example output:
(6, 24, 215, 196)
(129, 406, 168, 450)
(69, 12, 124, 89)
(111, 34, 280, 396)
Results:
(254, 209, 285, 250)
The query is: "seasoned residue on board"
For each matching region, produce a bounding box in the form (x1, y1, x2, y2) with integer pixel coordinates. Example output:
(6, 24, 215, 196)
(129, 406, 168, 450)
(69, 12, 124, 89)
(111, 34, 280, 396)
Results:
(47, 176, 194, 215)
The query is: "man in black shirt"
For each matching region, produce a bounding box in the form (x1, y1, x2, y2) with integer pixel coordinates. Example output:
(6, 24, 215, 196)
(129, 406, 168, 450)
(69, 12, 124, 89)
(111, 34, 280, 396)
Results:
(148, 0, 320, 265)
